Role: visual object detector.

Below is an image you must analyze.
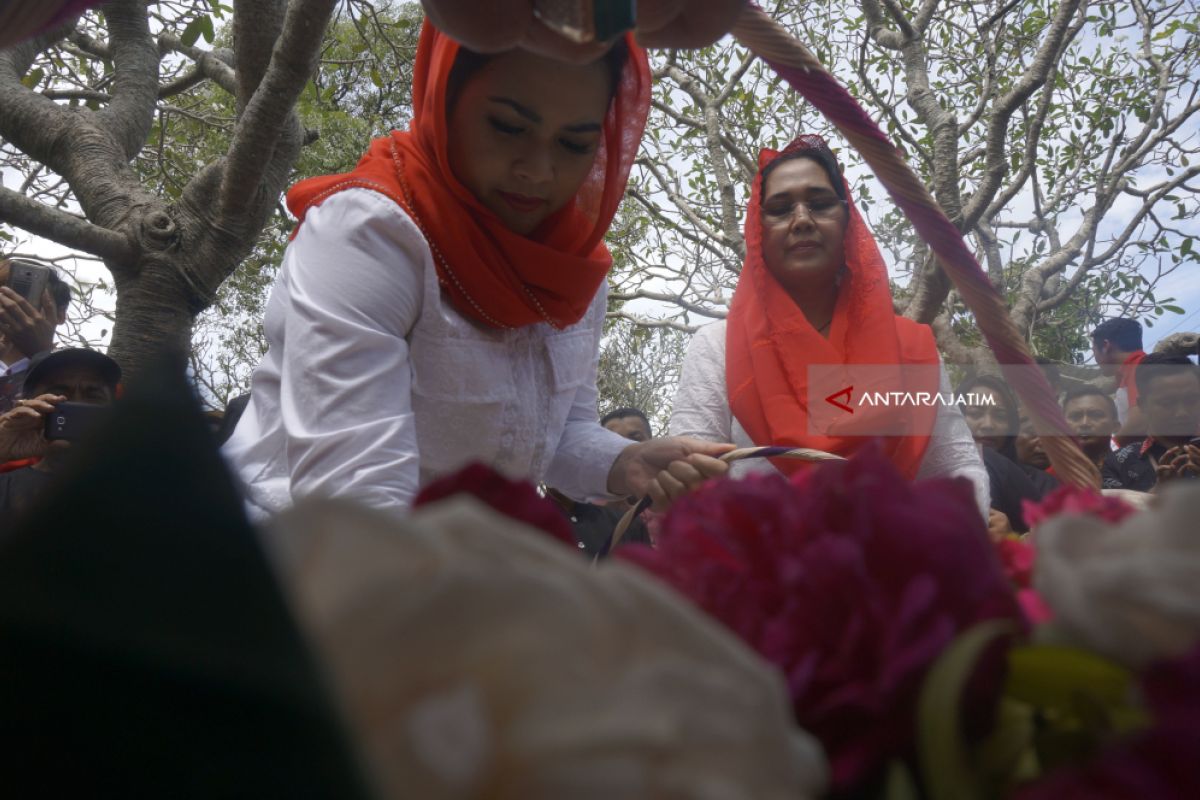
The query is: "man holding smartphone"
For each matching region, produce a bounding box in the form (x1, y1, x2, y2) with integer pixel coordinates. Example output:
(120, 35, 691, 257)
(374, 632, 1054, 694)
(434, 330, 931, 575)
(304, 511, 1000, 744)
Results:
(0, 348, 120, 519)
(0, 258, 72, 413)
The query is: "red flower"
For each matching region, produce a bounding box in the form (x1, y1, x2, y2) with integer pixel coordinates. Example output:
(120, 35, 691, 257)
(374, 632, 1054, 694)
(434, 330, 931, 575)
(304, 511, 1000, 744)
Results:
(996, 537, 1035, 588)
(414, 463, 575, 547)
(1015, 642, 1200, 800)
(1022, 484, 1136, 530)
(622, 447, 1023, 791)
(995, 537, 1053, 624)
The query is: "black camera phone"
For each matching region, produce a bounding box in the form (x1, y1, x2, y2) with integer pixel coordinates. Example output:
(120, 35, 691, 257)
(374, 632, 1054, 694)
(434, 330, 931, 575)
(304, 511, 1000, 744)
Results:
(44, 402, 110, 442)
(6, 259, 53, 304)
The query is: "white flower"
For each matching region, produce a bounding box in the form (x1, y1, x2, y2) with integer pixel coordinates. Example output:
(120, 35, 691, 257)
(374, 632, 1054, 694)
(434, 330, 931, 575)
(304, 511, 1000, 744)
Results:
(266, 496, 827, 800)
(1034, 483, 1200, 668)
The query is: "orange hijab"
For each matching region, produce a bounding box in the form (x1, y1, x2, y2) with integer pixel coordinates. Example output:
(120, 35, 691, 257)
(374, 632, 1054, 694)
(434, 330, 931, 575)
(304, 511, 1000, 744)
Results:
(286, 21, 650, 330)
(725, 137, 940, 479)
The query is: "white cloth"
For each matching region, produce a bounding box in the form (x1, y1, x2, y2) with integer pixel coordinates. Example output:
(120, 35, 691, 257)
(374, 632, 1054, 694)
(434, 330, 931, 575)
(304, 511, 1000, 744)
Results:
(1114, 385, 1131, 425)
(224, 188, 629, 518)
(0, 356, 29, 377)
(669, 321, 991, 519)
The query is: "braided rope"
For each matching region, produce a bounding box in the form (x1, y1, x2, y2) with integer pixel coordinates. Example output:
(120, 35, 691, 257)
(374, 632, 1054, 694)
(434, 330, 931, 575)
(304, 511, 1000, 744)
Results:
(731, 4, 1099, 490)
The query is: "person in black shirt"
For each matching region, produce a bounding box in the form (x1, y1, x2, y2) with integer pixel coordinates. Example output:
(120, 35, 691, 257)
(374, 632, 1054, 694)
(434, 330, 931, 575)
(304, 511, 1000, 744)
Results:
(956, 374, 1057, 533)
(1062, 385, 1120, 469)
(1102, 353, 1200, 492)
(548, 407, 655, 556)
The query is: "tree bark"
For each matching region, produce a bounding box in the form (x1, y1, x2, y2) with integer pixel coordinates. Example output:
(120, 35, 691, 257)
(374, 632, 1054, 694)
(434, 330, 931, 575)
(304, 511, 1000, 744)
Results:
(0, 0, 338, 380)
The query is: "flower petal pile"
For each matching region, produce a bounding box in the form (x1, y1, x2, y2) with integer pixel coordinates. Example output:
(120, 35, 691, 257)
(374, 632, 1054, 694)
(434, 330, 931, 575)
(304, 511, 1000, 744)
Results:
(624, 447, 1024, 790)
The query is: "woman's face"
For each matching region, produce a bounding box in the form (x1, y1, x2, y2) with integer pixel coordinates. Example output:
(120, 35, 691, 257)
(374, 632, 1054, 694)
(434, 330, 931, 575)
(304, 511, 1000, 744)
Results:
(447, 49, 611, 236)
(962, 387, 1011, 451)
(760, 157, 848, 292)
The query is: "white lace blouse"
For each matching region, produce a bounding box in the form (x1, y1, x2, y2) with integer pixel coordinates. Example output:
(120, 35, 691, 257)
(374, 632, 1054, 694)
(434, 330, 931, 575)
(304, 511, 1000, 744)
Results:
(669, 321, 990, 518)
(224, 189, 629, 518)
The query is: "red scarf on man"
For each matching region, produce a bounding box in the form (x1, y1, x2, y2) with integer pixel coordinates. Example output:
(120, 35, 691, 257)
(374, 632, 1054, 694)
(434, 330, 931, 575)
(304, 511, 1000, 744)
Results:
(726, 139, 940, 479)
(285, 21, 650, 330)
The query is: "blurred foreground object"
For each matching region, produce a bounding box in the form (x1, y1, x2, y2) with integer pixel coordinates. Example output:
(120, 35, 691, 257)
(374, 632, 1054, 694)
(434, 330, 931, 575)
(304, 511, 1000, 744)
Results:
(0, 0, 104, 47)
(1034, 482, 1200, 669)
(0, 359, 373, 797)
(267, 495, 828, 800)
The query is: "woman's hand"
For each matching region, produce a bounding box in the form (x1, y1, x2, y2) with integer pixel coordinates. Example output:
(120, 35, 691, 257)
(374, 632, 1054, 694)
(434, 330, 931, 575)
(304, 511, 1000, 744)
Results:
(608, 436, 734, 510)
(0, 393, 64, 462)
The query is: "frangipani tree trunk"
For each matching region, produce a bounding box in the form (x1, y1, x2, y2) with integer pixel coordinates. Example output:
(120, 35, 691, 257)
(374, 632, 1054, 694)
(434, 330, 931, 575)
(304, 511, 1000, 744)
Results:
(0, 0, 338, 377)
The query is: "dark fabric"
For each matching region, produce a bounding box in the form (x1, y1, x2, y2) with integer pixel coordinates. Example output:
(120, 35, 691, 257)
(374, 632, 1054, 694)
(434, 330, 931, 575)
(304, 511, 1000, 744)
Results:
(0, 358, 372, 798)
(0, 465, 54, 522)
(1017, 461, 1060, 499)
(560, 500, 650, 558)
(1102, 438, 1167, 493)
(982, 447, 1053, 533)
(0, 362, 33, 413)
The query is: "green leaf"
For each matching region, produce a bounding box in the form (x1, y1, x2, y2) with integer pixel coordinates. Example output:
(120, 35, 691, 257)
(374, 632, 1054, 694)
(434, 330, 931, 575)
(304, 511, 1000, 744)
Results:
(181, 16, 205, 47)
(200, 15, 215, 44)
(884, 759, 921, 800)
(1005, 645, 1133, 711)
(20, 67, 44, 89)
(917, 620, 1018, 800)
(1162, 305, 1185, 314)
(972, 698, 1038, 787)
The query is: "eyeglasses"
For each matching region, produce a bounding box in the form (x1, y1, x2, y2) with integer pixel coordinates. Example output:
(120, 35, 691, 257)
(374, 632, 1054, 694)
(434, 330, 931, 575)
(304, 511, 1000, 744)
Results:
(762, 196, 847, 225)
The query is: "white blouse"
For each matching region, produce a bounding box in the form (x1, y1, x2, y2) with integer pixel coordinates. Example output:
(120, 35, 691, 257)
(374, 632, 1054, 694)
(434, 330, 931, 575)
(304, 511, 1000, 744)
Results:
(669, 321, 991, 518)
(224, 189, 630, 518)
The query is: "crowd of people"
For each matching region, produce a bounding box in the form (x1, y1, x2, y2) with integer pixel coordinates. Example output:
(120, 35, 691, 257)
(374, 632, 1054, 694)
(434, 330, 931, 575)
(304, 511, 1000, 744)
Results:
(1, 2, 1197, 550)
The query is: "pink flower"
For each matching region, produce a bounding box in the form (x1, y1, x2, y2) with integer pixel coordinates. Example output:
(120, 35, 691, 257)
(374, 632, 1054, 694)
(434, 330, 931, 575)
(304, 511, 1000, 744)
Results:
(996, 536, 1053, 624)
(414, 463, 575, 548)
(1022, 484, 1136, 530)
(622, 447, 1023, 791)
(997, 537, 1035, 588)
(1015, 642, 1200, 800)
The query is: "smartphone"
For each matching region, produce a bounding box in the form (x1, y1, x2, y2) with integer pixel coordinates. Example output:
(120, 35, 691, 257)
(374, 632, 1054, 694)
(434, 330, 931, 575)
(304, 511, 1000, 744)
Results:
(6, 260, 53, 304)
(44, 401, 111, 442)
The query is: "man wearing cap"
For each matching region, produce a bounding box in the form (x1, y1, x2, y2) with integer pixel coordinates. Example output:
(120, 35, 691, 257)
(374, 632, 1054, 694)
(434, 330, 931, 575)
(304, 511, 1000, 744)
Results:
(0, 348, 120, 518)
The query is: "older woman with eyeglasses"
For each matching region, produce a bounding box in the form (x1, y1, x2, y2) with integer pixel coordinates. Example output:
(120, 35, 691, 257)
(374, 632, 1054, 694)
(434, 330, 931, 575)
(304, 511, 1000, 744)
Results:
(657, 136, 988, 516)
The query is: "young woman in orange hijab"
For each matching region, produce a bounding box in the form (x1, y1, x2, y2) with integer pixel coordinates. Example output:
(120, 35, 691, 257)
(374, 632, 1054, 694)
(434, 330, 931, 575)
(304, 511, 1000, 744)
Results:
(225, 20, 730, 518)
(664, 136, 988, 516)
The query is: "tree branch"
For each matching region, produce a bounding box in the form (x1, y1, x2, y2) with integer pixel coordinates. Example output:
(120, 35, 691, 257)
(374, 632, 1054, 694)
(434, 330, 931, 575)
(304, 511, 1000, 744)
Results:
(232, 0, 287, 110)
(96, 0, 159, 161)
(913, 0, 942, 34)
(159, 36, 238, 96)
(961, 0, 1084, 227)
(609, 288, 728, 319)
(860, 0, 906, 50)
(627, 187, 733, 265)
(0, 41, 76, 171)
(605, 310, 699, 333)
(879, 0, 917, 40)
(0, 185, 132, 261)
(217, 0, 338, 221)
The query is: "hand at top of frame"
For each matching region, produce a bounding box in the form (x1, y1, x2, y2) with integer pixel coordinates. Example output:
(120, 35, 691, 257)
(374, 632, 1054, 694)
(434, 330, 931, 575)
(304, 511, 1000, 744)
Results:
(420, 0, 747, 63)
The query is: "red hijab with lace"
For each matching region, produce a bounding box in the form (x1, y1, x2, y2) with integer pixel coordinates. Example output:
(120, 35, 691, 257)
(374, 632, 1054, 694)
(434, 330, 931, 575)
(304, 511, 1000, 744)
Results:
(726, 136, 941, 479)
(285, 21, 650, 330)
